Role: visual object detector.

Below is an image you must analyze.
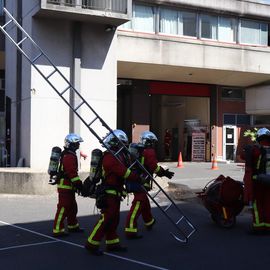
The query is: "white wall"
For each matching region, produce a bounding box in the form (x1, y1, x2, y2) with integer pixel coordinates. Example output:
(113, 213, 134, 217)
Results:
(246, 85, 270, 115)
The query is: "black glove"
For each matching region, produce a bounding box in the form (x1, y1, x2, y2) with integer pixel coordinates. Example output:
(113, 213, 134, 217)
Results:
(163, 169, 174, 179)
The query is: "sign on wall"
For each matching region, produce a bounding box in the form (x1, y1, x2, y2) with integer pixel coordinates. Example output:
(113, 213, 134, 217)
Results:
(191, 132, 206, 161)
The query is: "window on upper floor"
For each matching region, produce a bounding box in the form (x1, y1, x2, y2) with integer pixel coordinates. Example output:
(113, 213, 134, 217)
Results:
(240, 19, 268, 46)
(218, 17, 237, 43)
(200, 14, 218, 40)
(133, 4, 155, 33)
(159, 8, 197, 37)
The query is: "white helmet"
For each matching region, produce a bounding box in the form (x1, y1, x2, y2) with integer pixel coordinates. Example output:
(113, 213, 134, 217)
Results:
(256, 128, 270, 142)
(103, 129, 128, 149)
(64, 133, 83, 150)
(140, 131, 158, 147)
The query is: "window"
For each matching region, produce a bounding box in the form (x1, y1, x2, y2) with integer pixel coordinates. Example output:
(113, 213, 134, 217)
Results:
(240, 19, 268, 45)
(224, 114, 250, 125)
(159, 9, 197, 37)
(218, 17, 236, 43)
(201, 14, 218, 40)
(237, 115, 251, 125)
(133, 4, 155, 33)
(221, 88, 244, 100)
(253, 115, 270, 125)
(181, 11, 197, 37)
(224, 114, 236, 125)
(160, 8, 178, 35)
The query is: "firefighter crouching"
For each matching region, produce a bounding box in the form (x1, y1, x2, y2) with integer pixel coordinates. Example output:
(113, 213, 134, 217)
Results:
(52, 133, 84, 237)
(125, 131, 174, 239)
(85, 129, 141, 256)
(241, 127, 270, 234)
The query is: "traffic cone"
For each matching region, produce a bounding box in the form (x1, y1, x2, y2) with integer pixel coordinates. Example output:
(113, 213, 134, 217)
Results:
(177, 152, 184, 168)
(211, 153, 218, 170)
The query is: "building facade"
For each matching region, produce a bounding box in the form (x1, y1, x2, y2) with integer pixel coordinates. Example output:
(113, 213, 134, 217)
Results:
(1, 0, 270, 169)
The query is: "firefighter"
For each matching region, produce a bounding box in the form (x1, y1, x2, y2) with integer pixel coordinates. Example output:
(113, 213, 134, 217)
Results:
(85, 129, 141, 256)
(242, 127, 270, 234)
(125, 131, 174, 239)
(164, 129, 172, 159)
(53, 133, 84, 237)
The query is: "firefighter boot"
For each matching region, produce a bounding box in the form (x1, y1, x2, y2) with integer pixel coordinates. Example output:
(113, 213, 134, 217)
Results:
(85, 242, 103, 256)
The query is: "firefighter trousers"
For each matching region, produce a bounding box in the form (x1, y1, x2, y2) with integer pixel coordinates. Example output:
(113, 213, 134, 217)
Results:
(125, 191, 155, 235)
(53, 191, 79, 234)
(87, 195, 122, 248)
(252, 183, 270, 231)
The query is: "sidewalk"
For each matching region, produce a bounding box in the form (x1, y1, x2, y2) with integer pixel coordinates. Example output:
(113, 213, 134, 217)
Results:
(159, 161, 245, 200)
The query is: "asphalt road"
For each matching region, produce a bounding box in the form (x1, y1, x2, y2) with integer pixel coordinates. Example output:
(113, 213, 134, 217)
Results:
(1, 189, 270, 270)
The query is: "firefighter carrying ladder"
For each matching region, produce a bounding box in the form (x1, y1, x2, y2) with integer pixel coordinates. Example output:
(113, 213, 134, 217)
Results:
(0, 7, 196, 243)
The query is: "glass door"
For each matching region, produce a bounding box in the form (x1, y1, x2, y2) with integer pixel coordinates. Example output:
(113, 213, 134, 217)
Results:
(223, 125, 236, 161)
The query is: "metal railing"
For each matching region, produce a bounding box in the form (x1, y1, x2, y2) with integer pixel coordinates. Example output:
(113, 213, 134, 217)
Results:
(46, 0, 128, 14)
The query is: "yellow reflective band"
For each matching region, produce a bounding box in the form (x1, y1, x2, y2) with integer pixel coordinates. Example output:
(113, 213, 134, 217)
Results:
(253, 201, 260, 226)
(124, 169, 131, 179)
(88, 239, 100, 246)
(222, 207, 228, 220)
(145, 218, 155, 227)
(141, 157, 145, 165)
(88, 214, 104, 245)
(154, 166, 160, 174)
(125, 227, 137, 233)
(54, 207, 65, 232)
(264, 223, 270, 227)
(127, 201, 140, 231)
(67, 223, 79, 229)
(53, 228, 65, 233)
(106, 238, 120, 245)
(71, 176, 80, 182)
(252, 175, 257, 180)
(256, 155, 261, 170)
(105, 190, 117, 195)
(57, 179, 72, 190)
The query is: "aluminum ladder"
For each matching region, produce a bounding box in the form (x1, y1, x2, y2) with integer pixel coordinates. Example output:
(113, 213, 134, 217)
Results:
(0, 7, 196, 243)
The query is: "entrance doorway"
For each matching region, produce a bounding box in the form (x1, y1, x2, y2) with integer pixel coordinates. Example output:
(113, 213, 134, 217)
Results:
(223, 125, 237, 161)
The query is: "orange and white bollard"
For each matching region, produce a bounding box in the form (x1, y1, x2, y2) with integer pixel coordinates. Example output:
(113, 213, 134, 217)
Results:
(211, 153, 218, 170)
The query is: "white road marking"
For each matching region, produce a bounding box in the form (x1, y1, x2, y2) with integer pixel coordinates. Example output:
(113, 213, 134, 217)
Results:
(0, 220, 169, 270)
(0, 240, 58, 251)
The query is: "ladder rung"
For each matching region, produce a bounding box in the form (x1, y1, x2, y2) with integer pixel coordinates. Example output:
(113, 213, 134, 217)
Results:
(87, 116, 98, 127)
(128, 161, 137, 170)
(1, 19, 13, 29)
(176, 216, 184, 225)
(114, 146, 125, 156)
(46, 69, 57, 79)
(17, 36, 28, 46)
(164, 202, 172, 212)
(152, 188, 161, 198)
(60, 85, 71, 95)
(74, 101, 84, 111)
(32, 53, 43, 63)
